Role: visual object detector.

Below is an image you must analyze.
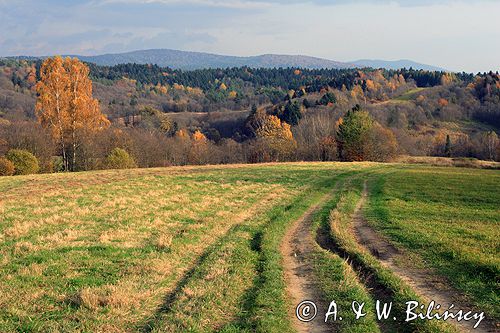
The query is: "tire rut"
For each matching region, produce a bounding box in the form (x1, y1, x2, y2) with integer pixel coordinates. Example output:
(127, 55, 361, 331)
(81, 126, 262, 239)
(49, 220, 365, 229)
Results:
(282, 194, 336, 333)
(353, 182, 494, 333)
(315, 205, 395, 333)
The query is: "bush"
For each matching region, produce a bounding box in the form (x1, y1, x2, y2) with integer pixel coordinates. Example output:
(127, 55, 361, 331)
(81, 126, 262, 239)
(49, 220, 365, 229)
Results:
(0, 157, 15, 176)
(366, 123, 399, 162)
(6, 149, 39, 175)
(317, 92, 337, 106)
(337, 105, 374, 161)
(105, 148, 136, 169)
(51, 156, 65, 173)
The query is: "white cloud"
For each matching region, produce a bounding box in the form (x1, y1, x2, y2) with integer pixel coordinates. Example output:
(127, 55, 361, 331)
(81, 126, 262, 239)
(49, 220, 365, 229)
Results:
(1, 0, 499, 72)
(97, 0, 273, 9)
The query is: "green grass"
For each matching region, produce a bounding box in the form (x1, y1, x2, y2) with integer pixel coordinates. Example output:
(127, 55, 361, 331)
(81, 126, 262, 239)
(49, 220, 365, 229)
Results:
(325, 176, 457, 332)
(0, 163, 358, 332)
(0, 162, 498, 332)
(366, 166, 500, 321)
(393, 87, 427, 101)
(310, 175, 381, 333)
(145, 168, 347, 332)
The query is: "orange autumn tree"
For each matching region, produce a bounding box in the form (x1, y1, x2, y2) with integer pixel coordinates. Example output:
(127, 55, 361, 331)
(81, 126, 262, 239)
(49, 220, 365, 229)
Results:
(36, 56, 110, 171)
(189, 130, 209, 164)
(255, 115, 296, 161)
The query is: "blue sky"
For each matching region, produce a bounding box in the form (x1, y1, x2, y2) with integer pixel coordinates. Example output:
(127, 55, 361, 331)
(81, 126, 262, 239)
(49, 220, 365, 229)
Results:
(1, 0, 499, 72)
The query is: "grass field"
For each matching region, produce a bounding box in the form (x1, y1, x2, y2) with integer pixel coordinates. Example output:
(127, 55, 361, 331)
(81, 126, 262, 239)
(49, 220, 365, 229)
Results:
(0, 163, 498, 332)
(393, 87, 428, 101)
(367, 166, 500, 320)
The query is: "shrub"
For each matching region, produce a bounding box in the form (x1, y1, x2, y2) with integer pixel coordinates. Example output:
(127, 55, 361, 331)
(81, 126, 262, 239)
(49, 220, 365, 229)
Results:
(319, 136, 338, 161)
(0, 157, 15, 176)
(105, 148, 136, 169)
(336, 105, 373, 161)
(51, 156, 65, 173)
(317, 92, 337, 106)
(6, 149, 39, 175)
(366, 123, 399, 162)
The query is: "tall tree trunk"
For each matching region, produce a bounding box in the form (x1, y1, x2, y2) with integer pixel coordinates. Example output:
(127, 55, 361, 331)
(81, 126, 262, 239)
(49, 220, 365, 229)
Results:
(54, 86, 68, 172)
(72, 128, 77, 172)
(61, 140, 67, 172)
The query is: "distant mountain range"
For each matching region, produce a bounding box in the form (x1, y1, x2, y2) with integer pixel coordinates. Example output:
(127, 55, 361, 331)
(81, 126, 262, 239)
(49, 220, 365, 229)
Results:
(5, 49, 447, 71)
(351, 59, 446, 72)
(74, 49, 351, 70)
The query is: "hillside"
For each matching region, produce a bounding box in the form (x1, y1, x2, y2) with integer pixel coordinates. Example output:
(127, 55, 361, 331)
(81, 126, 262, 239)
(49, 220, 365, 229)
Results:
(68, 49, 353, 70)
(6, 49, 445, 71)
(351, 59, 447, 71)
(1, 58, 499, 172)
(0, 163, 498, 331)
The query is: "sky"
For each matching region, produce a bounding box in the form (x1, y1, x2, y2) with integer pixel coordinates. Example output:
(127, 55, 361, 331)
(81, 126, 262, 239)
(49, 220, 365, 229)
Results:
(0, 0, 499, 73)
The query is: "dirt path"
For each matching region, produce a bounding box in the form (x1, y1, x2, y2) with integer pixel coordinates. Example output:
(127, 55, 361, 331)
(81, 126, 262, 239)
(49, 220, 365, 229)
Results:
(281, 194, 335, 333)
(353, 183, 494, 333)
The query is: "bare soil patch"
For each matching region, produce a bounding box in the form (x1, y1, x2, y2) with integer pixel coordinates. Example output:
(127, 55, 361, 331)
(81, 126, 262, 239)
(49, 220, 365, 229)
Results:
(282, 194, 336, 333)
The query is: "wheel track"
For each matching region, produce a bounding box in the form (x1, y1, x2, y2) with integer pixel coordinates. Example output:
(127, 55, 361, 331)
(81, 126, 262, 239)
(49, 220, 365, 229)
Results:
(351, 182, 494, 333)
(282, 192, 337, 333)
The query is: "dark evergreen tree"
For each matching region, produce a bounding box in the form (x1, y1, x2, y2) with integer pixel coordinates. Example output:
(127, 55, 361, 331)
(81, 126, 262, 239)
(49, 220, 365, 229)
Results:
(281, 101, 302, 126)
(302, 98, 312, 109)
(317, 92, 337, 106)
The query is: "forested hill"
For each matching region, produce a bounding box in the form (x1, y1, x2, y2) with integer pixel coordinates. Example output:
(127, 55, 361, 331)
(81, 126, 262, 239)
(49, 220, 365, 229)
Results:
(85, 63, 466, 92)
(1, 57, 499, 171)
(351, 59, 446, 72)
(6, 49, 444, 71)
(75, 50, 352, 70)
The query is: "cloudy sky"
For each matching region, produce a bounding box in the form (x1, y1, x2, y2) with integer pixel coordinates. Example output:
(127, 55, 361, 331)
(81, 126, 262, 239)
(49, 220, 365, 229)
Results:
(1, 0, 499, 72)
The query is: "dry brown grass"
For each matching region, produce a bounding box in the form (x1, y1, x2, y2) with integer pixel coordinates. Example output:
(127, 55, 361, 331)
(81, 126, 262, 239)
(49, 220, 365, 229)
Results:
(0, 162, 345, 332)
(76, 287, 101, 310)
(18, 263, 45, 276)
(155, 233, 173, 250)
(396, 155, 500, 169)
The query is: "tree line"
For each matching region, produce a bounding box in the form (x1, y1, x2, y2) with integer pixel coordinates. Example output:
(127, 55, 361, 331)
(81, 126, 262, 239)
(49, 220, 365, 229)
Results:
(0, 57, 499, 176)
(84, 63, 465, 93)
(0, 57, 403, 175)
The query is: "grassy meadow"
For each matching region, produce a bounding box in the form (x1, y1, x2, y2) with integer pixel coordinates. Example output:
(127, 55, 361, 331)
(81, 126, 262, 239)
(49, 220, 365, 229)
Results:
(0, 162, 498, 332)
(367, 166, 500, 320)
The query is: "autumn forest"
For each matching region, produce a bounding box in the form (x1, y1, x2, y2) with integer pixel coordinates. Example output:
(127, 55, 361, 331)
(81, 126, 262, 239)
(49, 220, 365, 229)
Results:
(0, 57, 499, 175)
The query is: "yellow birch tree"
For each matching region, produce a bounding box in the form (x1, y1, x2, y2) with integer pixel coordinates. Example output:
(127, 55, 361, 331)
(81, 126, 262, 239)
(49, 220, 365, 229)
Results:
(36, 56, 109, 171)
